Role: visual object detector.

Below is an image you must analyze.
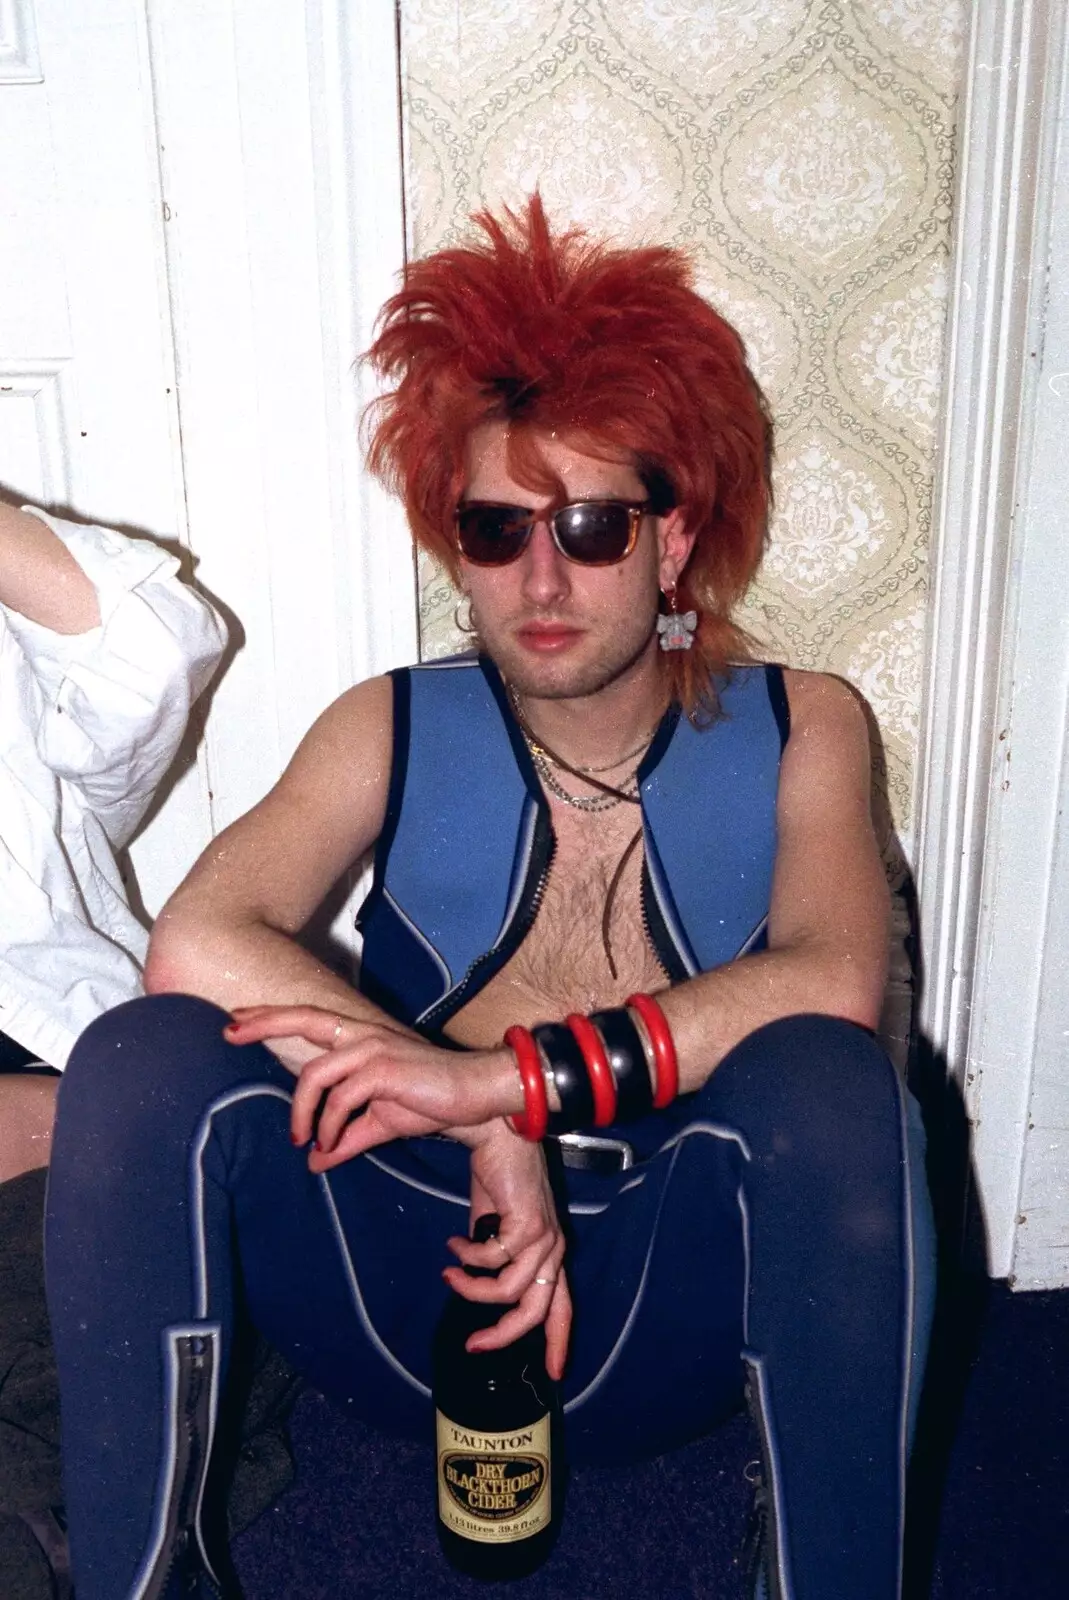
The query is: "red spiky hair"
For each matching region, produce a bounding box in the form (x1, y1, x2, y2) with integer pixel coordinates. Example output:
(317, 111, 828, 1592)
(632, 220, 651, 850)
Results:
(364, 194, 772, 717)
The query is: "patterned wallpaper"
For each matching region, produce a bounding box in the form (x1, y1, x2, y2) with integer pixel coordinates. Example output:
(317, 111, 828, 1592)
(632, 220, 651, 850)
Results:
(399, 0, 965, 863)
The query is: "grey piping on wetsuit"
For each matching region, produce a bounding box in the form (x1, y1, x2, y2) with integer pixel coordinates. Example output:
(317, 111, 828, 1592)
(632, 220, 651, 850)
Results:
(893, 1072, 916, 1600)
(413, 791, 542, 1029)
(363, 1150, 470, 1208)
(640, 822, 700, 977)
(737, 1078, 917, 1600)
(563, 1120, 750, 1414)
(737, 913, 770, 957)
(382, 887, 452, 996)
(318, 1170, 433, 1398)
(193, 1082, 437, 1401)
(190, 1084, 294, 1317)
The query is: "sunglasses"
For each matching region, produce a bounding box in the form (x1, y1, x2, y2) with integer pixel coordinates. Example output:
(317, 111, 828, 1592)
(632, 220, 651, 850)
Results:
(454, 499, 653, 567)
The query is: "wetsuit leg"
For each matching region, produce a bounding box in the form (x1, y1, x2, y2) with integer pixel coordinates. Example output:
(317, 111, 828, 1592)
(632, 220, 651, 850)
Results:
(44, 993, 459, 1600)
(558, 1014, 932, 1600)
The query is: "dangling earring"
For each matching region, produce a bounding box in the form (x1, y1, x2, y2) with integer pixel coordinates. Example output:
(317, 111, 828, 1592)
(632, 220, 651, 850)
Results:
(656, 583, 698, 652)
(454, 594, 477, 635)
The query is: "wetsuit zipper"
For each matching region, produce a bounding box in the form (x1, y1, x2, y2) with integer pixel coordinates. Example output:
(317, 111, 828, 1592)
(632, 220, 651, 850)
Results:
(138, 1333, 220, 1600)
(743, 1364, 786, 1600)
(417, 813, 557, 1034)
(639, 853, 690, 984)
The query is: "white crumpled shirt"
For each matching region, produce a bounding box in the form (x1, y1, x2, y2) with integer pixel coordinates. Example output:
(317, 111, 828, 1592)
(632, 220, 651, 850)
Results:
(0, 507, 226, 1067)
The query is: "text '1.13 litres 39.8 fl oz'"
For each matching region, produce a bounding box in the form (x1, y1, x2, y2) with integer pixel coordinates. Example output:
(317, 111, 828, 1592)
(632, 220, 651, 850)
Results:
(432, 1212, 561, 1580)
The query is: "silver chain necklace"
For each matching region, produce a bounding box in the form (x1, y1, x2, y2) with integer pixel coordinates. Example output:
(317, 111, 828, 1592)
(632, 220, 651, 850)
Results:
(528, 745, 639, 812)
(506, 683, 653, 977)
(507, 685, 650, 813)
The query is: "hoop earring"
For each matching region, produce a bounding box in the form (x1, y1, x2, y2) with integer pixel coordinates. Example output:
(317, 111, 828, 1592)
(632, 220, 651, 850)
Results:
(656, 584, 697, 653)
(454, 594, 477, 635)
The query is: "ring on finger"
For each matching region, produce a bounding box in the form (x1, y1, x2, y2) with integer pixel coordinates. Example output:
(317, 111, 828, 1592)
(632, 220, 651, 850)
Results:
(331, 1016, 344, 1045)
(534, 1275, 554, 1286)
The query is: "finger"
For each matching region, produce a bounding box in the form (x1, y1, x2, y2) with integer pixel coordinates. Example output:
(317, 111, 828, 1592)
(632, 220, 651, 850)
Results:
(544, 1275, 573, 1380)
(464, 1283, 556, 1353)
(289, 1050, 371, 1144)
(444, 1224, 556, 1282)
(225, 1006, 352, 1049)
(446, 1232, 519, 1271)
(311, 1078, 375, 1154)
(444, 1232, 562, 1306)
(446, 1202, 560, 1268)
(306, 1106, 396, 1170)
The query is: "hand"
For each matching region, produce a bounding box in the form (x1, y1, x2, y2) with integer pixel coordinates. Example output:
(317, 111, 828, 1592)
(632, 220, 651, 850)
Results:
(443, 1131, 571, 1381)
(222, 1004, 521, 1171)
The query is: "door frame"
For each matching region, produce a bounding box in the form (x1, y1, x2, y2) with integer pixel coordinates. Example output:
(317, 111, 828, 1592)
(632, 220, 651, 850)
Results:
(912, 0, 1069, 1285)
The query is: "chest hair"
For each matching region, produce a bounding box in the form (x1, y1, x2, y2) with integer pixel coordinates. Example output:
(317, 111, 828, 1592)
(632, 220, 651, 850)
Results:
(495, 802, 665, 1015)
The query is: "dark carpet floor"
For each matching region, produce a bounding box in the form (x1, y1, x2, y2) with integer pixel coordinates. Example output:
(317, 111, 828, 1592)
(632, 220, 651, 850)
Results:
(232, 1281, 1069, 1598)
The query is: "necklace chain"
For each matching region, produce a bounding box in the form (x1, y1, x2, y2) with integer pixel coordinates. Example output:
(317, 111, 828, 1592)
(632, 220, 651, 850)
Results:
(507, 685, 653, 813)
(529, 747, 638, 812)
(505, 683, 659, 979)
(573, 727, 660, 774)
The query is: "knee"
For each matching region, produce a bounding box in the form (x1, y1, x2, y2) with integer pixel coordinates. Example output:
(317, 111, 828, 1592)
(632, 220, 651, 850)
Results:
(719, 1013, 900, 1128)
(59, 993, 235, 1128)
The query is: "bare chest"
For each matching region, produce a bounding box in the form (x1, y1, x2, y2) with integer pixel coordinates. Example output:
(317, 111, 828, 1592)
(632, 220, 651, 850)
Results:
(445, 799, 666, 1048)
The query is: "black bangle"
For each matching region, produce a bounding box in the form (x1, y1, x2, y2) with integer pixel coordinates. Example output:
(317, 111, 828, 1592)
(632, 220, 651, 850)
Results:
(533, 1022, 595, 1132)
(589, 1008, 655, 1122)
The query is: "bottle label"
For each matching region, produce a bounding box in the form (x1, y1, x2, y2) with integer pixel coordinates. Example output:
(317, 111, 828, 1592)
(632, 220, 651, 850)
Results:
(436, 1409, 551, 1544)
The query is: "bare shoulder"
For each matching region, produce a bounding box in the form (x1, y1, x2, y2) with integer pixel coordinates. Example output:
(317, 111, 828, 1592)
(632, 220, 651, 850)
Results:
(285, 674, 393, 777)
(767, 670, 889, 1015)
(781, 668, 869, 748)
(163, 674, 397, 933)
(778, 668, 871, 792)
(275, 673, 394, 826)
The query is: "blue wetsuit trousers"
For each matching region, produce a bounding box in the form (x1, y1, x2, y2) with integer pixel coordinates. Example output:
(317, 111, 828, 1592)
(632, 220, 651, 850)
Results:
(45, 996, 934, 1600)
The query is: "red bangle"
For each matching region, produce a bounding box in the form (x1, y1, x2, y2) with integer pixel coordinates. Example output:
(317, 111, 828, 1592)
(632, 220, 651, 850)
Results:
(625, 993, 679, 1109)
(565, 1013, 617, 1127)
(505, 1025, 548, 1142)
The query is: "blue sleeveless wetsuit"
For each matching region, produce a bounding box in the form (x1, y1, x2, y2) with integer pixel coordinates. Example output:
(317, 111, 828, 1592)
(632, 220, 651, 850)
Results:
(359, 654, 787, 1031)
(44, 660, 934, 1600)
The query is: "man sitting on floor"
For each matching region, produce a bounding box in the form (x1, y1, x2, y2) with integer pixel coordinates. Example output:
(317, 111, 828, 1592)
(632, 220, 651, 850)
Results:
(45, 196, 935, 1600)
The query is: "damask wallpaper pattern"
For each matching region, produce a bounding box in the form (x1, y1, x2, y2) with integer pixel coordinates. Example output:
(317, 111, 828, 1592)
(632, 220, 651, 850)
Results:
(399, 0, 965, 861)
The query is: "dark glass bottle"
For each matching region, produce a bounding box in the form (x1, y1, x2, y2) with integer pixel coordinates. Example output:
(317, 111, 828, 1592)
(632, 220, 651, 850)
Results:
(433, 1213, 561, 1580)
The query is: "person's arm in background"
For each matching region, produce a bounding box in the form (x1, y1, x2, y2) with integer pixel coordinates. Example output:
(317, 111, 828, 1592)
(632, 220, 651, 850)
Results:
(0, 495, 226, 851)
(0, 498, 226, 1173)
(0, 499, 101, 631)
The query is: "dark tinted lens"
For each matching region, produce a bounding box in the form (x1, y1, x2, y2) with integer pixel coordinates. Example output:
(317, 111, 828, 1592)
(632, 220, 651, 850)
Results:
(455, 505, 532, 564)
(553, 502, 634, 563)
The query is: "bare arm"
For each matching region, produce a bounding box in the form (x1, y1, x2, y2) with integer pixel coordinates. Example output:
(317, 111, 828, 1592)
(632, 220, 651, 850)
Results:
(144, 674, 398, 1065)
(150, 670, 570, 1367)
(226, 669, 888, 1107)
(657, 670, 889, 1089)
(217, 668, 883, 1369)
(0, 499, 101, 632)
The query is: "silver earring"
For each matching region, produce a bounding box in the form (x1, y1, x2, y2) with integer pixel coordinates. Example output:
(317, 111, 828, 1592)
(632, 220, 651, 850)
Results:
(656, 584, 697, 652)
(454, 594, 476, 635)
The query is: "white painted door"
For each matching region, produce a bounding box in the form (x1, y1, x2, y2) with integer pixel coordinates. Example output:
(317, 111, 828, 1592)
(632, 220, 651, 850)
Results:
(0, 0, 417, 950)
(0, 0, 210, 915)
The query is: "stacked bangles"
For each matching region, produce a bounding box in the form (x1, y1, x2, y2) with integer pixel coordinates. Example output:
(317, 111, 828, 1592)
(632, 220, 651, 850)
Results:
(506, 992, 679, 1142)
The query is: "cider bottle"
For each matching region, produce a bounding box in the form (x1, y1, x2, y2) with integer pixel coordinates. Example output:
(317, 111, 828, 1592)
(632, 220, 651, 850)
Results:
(433, 1212, 560, 1579)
